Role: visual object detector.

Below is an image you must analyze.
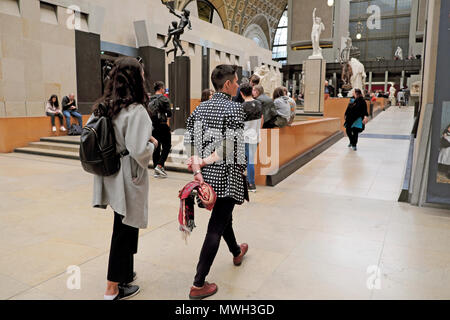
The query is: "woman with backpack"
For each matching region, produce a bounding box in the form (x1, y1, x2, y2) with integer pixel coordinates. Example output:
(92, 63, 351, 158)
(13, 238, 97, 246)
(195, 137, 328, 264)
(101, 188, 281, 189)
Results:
(344, 89, 369, 151)
(89, 57, 158, 300)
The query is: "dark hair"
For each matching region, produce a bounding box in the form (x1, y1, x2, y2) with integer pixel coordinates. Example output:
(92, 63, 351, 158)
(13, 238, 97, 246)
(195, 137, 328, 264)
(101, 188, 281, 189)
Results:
(443, 124, 450, 135)
(154, 81, 165, 93)
(211, 64, 238, 91)
(273, 87, 285, 100)
(282, 86, 288, 96)
(93, 57, 148, 119)
(250, 74, 260, 86)
(48, 94, 59, 108)
(240, 83, 253, 97)
(201, 89, 214, 102)
(253, 85, 264, 97)
(354, 89, 363, 98)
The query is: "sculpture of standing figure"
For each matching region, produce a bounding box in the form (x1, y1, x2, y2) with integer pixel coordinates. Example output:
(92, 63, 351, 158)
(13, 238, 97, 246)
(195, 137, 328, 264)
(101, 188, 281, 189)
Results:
(394, 46, 403, 60)
(309, 8, 325, 59)
(161, 3, 192, 58)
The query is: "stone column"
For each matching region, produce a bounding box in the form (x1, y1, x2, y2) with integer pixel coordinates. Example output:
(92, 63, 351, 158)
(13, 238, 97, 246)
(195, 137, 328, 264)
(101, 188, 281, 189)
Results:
(384, 71, 389, 92)
(333, 72, 337, 96)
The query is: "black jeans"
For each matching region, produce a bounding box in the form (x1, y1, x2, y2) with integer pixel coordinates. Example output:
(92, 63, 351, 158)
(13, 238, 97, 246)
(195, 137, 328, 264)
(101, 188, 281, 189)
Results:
(194, 197, 241, 287)
(152, 123, 172, 168)
(107, 212, 139, 283)
(46, 112, 64, 127)
(346, 127, 360, 147)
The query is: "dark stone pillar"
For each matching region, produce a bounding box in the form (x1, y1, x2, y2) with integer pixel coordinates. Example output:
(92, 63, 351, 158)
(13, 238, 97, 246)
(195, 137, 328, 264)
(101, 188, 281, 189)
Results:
(201, 46, 210, 91)
(169, 56, 190, 131)
(75, 31, 102, 115)
(138, 46, 166, 94)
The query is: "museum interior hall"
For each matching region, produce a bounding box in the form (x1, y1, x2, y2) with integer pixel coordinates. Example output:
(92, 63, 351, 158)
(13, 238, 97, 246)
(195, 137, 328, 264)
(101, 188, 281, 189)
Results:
(0, 0, 449, 302)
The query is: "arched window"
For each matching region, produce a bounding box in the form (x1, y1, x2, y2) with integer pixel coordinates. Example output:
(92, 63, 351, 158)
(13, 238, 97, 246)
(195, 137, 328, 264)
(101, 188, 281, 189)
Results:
(272, 6, 288, 65)
(184, 0, 224, 28)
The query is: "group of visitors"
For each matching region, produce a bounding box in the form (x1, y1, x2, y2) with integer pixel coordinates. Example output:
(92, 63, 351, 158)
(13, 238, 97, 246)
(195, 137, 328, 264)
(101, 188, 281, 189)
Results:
(89, 58, 250, 301)
(45, 93, 83, 132)
(200, 74, 296, 192)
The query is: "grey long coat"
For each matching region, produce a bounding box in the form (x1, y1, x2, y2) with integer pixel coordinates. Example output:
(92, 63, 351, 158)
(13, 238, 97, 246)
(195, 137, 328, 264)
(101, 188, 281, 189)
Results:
(91, 103, 154, 229)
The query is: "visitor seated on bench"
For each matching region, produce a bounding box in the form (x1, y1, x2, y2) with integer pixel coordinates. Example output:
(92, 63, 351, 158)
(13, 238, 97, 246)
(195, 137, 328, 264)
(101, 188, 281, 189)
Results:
(62, 93, 83, 129)
(46, 95, 66, 132)
(252, 84, 278, 129)
(272, 87, 292, 128)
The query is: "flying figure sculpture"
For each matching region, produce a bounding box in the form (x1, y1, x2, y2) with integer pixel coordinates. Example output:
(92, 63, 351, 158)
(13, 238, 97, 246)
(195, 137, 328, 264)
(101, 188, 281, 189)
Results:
(161, 3, 192, 58)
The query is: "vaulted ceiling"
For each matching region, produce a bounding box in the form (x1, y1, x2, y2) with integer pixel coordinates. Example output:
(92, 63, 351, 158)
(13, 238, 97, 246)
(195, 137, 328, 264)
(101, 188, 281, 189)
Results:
(176, 0, 288, 47)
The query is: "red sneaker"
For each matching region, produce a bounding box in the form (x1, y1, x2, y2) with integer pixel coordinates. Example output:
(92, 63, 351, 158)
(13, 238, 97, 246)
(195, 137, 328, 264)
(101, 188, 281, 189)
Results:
(189, 281, 218, 300)
(233, 243, 249, 266)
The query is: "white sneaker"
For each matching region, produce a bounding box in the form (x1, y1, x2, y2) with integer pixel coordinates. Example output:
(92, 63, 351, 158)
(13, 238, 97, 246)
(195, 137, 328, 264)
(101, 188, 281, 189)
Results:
(52, 126, 57, 132)
(60, 126, 66, 132)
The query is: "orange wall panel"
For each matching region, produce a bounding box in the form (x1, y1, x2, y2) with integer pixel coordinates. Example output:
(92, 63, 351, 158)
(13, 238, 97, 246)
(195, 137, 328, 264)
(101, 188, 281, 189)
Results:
(0, 115, 91, 153)
(254, 118, 341, 186)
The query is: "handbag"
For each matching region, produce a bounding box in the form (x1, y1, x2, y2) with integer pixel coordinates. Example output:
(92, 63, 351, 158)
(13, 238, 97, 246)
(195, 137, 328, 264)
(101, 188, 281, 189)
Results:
(351, 117, 363, 129)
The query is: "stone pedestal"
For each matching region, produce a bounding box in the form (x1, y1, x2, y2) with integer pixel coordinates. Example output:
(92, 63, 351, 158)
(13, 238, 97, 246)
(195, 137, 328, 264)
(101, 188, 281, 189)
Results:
(169, 56, 191, 131)
(303, 58, 326, 113)
(138, 46, 166, 95)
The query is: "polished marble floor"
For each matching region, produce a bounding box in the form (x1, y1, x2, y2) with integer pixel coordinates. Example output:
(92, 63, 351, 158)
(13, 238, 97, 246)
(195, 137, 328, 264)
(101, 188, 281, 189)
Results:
(1, 106, 449, 300)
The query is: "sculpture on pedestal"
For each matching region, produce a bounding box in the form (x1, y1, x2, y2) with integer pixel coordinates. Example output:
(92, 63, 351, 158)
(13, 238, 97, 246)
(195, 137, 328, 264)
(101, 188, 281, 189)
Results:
(309, 8, 325, 60)
(349, 58, 366, 92)
(161, 1, 192, 58)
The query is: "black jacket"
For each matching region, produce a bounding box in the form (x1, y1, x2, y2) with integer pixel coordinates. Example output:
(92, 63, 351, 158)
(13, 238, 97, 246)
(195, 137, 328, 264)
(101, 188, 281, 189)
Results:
(344, 96, 368, 128)
(149, 94, 172, 125)
(242, 100, 262, 122)
(62, 96, 77, 111)
(256, 94, 277, 126)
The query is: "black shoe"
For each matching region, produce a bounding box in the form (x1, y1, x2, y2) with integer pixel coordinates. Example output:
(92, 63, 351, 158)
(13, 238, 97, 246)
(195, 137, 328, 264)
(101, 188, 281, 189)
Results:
(113, 284, 140, 300)
(248, 184, 256, 192)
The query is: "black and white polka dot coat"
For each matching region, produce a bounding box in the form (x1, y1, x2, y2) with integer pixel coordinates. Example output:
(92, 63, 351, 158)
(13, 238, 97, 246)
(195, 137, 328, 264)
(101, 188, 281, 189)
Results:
(184, 92, 247, 204)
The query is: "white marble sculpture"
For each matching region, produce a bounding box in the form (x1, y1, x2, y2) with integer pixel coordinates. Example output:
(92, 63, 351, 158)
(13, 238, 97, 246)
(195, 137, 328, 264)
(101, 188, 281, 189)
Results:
(349, 58, 367, 92)
(395, 46, 403, 60)
(389, 85, 397, 105)
(309, 8, 325, 60)
(254, 65, 282, 96)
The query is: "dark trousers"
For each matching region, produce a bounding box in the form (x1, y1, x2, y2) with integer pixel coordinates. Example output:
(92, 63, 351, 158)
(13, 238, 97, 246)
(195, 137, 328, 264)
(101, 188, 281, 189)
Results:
(194, 197, 241, 287)
(46, 112, 64, 127)
(346, 127, 360, 147)
(63, 110, 83, 129)
(107, 212, 139, 283)
(152, 123, 172, 168)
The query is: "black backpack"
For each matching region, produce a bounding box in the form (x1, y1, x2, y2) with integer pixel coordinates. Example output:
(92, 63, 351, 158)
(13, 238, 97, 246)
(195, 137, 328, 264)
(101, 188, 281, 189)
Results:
(147, 96, 162, 123)
(68, 124, 82, 136)
(79, 115, 128, 176)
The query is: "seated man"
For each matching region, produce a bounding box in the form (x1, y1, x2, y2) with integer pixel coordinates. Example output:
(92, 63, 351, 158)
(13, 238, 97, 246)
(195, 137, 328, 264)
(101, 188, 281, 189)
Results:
(62, 93, 83, 129)
(252, 85, 278, 129)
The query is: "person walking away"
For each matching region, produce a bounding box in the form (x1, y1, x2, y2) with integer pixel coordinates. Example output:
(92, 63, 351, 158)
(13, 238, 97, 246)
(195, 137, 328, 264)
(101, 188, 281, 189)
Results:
(46, 95, 66, 132)
(149, 81, 172, 178)
(252, 85, 278, 129)
(185, 64, 249, 300)
(344, 89, 369, 151)
(240, 83, 262, 192)
(62, 93, 83, 130)
(90, 57, 158, 300)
